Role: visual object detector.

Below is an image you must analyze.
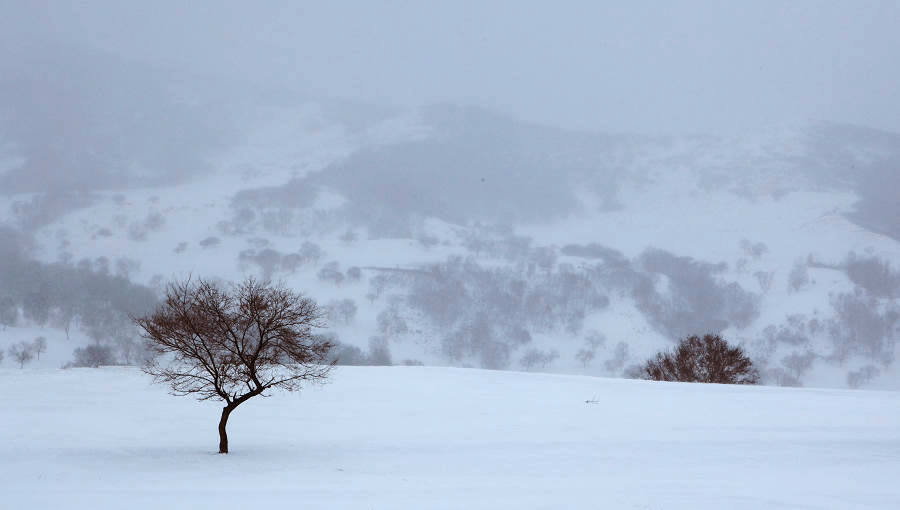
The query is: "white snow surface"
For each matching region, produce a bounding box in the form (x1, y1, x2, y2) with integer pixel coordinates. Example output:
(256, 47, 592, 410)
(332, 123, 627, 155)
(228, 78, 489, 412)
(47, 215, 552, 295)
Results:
(3, 366, 900, 509)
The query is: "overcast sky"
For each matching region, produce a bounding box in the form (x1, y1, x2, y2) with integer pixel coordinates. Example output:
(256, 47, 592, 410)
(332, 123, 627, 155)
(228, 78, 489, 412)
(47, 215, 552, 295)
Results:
(4, 0, 900, 135)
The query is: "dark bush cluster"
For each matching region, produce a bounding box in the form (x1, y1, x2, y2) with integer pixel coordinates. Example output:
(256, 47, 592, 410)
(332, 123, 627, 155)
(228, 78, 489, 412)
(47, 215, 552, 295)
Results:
(641, 334, 760, 384)
(633, 249, 760, 340)
(328, 336, 394, 366)
(65, 344, 118, 368)
(828, 291, 898, 365)
(385, 255, 610, 369)
(127, 212, 166, 241)
(11, 191, 97, 231)
(325, 299, 358, 325)
(317, 261, 345, 285)
(238, 242, 324, 280)
(787, 259, 810, 292)
(0, 226, 157, 363)
(843, 253, 899, 298)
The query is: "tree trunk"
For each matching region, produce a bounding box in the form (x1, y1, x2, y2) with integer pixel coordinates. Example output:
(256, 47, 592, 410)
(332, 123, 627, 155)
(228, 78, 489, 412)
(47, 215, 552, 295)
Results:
(218, 406, 233, 454)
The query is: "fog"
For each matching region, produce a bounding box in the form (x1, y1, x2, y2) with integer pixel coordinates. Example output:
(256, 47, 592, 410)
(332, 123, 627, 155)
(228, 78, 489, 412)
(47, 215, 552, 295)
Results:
(1, 2, 899, 388)
(4, 0, 899, 135)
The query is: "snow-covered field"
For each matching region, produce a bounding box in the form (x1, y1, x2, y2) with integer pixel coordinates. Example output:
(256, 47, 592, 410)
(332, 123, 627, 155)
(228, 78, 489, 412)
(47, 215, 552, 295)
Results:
(3, 366, 899, 509)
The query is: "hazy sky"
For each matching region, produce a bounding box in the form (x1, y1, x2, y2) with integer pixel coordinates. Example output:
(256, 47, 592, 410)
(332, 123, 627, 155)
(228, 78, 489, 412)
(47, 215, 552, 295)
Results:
(5, 0, 900, 135)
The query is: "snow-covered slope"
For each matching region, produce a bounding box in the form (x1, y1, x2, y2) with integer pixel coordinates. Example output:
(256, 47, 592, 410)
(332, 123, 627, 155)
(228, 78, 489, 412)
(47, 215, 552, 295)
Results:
(3, 366, 899, 509)
(1, 104, 899, 389)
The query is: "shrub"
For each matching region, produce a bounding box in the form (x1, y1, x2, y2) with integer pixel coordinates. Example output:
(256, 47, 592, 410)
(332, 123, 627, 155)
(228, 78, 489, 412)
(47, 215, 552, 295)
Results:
(847, 365, 880, 389)
(641, 334, 759, 384)
(328, 337, 393, 366)
(519, 348, 559, 370)
(31, 336, 47, 360)
(346, 266, 362, 282)
(325, 299, 358, 325)
(317, 261, 345, 285)
(199, 236, 221, 249)
(844, 253, 899, 298)
(575, 348, 595, 367)
(787, 259, 810, 293)
(603, 341, 629, 372)
(367, 336, 393, 366)
(8, 341, 34, 368)
(67, 344, 117, 368)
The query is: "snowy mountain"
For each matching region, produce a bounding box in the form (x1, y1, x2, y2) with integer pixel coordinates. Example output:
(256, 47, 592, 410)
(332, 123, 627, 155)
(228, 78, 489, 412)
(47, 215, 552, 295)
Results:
(1, 81, 899, 389)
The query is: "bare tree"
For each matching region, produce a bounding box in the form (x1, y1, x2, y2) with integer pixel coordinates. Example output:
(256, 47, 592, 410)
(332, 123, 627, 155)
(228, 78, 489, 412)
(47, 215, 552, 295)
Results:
(575, 348, 595, 368)
(134, 277, 334, 454)
(32, 336, 47, 360)
(8, 341, 34, 368)
(641, 334, 759, 384)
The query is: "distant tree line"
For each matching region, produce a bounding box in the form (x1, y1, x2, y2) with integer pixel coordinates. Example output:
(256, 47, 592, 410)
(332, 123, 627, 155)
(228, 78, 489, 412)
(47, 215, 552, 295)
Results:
(0, 225, 158, 364)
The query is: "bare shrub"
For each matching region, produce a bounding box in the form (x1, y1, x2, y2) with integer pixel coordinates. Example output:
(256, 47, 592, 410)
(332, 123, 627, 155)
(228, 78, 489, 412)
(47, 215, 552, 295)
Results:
(377, 307, 409, 337)
(297, 241, 324, 266)
(326, 299, 358, 325)
(575, 348, 595, 367)
(765, 367, 802, 387)
(847, 365, 880, 389)
(128, 212, 166, 241)
(346, 266, 362, 282)
(604, 341, 629, 372)
(740, 239, 769, 260)
(367, 336, 393, 366)
(519, 348, 559, 370)
(317, 261, 345, 285)
(330, 342, 367, 366)
(239, 248, 283, 280)
(781, 350, 817, 378)
(115, 258, 140, 279)
(329, 336, 394, 366)
(8, 341, 34, 368)
(762, 324, 809, 347)
(788, 259, 810, 293)
(506, 326, 532, 345)
(67, 344, 117, 368)
(199, 236, 221, 249)
(754, 271, 775, 293)
(641, 334, 759, 384)
(584, 331, 607, 349)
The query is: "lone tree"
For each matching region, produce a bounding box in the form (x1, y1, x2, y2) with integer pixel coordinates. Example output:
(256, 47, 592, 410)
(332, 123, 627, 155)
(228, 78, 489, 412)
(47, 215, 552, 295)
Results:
(641, 334, 759, 384)
(134, 277, 334, 453)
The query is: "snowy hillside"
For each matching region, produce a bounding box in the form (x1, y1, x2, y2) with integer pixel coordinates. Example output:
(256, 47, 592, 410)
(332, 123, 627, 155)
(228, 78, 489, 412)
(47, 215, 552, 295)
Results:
(3, 366, 899, 509)
(1, 98, 899, 389)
